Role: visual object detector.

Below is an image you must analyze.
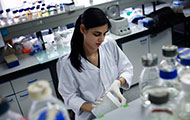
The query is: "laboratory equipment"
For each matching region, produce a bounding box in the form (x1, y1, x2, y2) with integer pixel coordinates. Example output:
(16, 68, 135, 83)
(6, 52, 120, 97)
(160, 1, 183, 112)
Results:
(28, 80, 70, 120)
(159, 45, 180, 102)
(110, 17, 131, 36)
(146, 87, 178, 120)
(139, 53, 161, 107)
(106, 5, 120, 19)
(4, 54, 20, 68)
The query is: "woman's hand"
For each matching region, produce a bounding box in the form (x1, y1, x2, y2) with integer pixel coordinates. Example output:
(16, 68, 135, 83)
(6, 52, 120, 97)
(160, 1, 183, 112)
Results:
(106, 80, 126, 105)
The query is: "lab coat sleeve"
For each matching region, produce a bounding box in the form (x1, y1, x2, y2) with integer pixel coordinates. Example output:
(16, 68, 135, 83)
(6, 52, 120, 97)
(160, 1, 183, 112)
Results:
(57, 57, 86, 115)
(108, 37, 133, 89)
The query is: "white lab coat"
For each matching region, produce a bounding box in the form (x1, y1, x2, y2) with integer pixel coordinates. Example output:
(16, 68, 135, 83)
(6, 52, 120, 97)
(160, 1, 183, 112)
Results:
(57, 36, 133, 120)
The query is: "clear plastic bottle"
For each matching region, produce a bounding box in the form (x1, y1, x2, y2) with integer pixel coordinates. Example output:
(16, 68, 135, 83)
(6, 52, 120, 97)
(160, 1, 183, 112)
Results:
(176, 53, 190, 119)
(159, 45, 180, 102)
(12, 10, 20, 23)
(139, 53, 162, 107)
(0, 96, 27, 120)
(145, 88, 178, 120)
(28, 80, 70, 120)
(0, 10, 6, 26)
(137, 18, 144, 30)
(5, 9, 13, 25)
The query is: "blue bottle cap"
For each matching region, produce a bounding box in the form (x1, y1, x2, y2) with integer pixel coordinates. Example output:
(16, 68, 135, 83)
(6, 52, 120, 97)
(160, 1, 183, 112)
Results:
(6, 9, 10, 12)
(159, 69, 177, 79)
(0, 10, 3, 14)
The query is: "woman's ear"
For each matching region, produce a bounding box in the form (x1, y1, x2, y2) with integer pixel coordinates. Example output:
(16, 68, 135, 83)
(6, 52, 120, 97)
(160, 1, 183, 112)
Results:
(80, 24, 86, 34)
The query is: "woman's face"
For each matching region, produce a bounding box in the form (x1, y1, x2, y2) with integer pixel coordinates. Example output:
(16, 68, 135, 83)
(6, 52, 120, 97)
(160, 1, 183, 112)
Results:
(80, 24, 109, 51)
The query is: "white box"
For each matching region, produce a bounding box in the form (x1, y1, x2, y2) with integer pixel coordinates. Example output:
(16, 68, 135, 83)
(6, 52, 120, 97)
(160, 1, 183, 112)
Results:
(92, 92, 122, 117)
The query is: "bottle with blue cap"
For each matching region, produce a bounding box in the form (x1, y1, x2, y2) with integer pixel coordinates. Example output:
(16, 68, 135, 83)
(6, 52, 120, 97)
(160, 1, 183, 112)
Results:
(28, 80, 70, 120)
(139, 53, 162, 107)
(176, 50, 190, 119)
(159, 45, 180, 102)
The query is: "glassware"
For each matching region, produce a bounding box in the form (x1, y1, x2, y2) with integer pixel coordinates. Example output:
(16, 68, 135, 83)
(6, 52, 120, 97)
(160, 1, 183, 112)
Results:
(139, 53, 161, 107)
(145, 87, 178, 120)
(159, 45, 180, 102)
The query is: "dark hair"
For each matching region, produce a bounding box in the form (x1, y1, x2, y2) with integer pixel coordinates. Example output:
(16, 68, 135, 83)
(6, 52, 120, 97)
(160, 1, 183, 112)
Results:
(69, 7, 111, 72)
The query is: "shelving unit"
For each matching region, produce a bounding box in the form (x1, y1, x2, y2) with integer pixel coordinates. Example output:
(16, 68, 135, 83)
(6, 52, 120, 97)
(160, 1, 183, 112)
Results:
(118, 0, 159, 10)
(0, 0, 118, 41)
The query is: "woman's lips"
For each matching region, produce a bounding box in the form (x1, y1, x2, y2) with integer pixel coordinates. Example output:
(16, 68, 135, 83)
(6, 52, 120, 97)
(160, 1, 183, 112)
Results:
(96, 43, 101, 46)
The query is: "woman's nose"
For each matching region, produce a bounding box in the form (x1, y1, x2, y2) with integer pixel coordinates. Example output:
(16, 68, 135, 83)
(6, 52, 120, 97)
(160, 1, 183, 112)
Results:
(98, 36, 104, 42)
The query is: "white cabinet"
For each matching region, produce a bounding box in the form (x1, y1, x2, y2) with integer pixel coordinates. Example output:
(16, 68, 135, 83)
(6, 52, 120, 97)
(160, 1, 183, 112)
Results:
(121, 36, 149, 85)
(149, 28, 172, 63)
(0, 82, 22, 114)
(16, 90, 31, 117)
(11, 69, 53, 93)
(0, 81, 14, 96)
(7, 95, 22, 114)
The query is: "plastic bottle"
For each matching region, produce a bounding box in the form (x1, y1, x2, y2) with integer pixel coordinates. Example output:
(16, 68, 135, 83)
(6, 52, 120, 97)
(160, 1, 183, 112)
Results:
(28, 80, 70, 120)
(41, 8, 47, 17)
(145, 88, 178, 120)
(19, 9, 27, 22)
(0, 96, 27, 120)
(32, 6, 38, 19)
(0, 10, 6, 26)
(139, 53, 162, 107)
(176, 52, 190, 119)
(6, 9, 13, 25)
(159, 45, 180, 102)
(36, 5, 42, 18)
(137, 17, 144, 30)
(12, 10, 20, 23)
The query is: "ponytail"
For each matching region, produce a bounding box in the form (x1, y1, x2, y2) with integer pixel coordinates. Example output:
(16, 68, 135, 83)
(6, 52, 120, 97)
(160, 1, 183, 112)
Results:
(69, 15, 85, 72)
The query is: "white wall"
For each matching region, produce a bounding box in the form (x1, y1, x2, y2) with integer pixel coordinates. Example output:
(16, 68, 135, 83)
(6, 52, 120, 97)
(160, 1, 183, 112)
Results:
(0, 0, 23, 10)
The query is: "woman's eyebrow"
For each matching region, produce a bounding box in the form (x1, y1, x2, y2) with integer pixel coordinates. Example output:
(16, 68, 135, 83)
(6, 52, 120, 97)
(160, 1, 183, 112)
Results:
(93, 31, 102, 34)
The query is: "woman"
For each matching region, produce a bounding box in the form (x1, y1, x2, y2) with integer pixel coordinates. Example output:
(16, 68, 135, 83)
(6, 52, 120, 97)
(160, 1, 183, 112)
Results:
(57, 7, 133, 120)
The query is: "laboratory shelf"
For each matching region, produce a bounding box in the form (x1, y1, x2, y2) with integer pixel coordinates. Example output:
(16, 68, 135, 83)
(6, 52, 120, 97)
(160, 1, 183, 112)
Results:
(118, 0, 159, 10)
(0, 0, 118, 41)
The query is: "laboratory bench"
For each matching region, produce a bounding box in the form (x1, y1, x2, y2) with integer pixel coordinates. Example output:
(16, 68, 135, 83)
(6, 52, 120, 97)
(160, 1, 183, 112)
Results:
(95, 98, 145, 120)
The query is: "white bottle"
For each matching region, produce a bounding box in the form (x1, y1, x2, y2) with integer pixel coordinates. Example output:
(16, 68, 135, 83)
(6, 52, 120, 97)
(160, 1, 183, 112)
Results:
(28, 80, 70, 120)
(139, 53, 162, 107)
(159, 45, 180, 102)
(137, 18, 144, 30)
(5, 9, 13, 25)
(0, 10, 6, 26)
(0, 96, 27, 120)
(12, 10, 20, 23)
